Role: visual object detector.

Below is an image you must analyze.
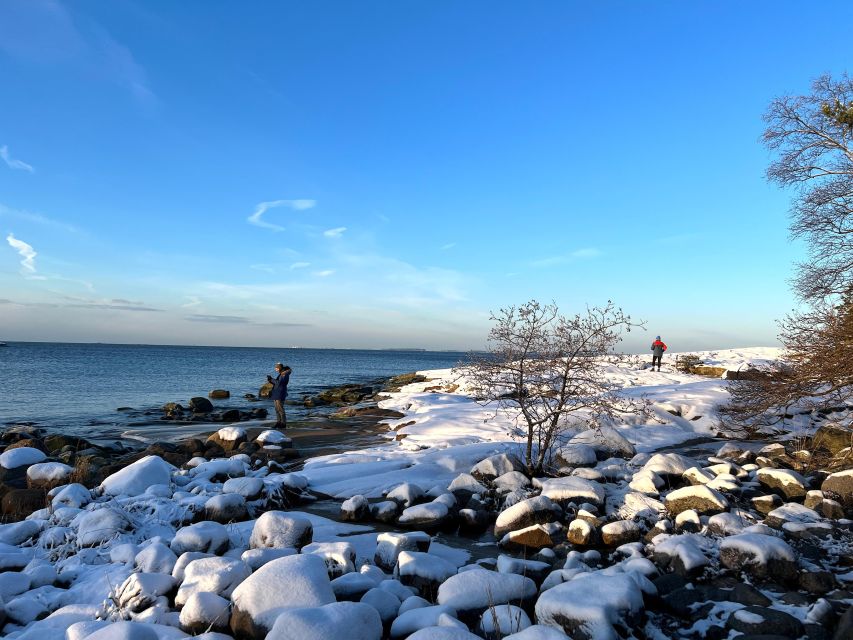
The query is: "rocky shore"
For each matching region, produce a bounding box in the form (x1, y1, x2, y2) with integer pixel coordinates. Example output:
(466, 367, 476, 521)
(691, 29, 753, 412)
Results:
(0, 358, 851, 639)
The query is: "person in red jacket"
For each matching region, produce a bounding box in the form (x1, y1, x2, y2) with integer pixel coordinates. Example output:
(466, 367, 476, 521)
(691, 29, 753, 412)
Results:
(651, 336, 667, 371)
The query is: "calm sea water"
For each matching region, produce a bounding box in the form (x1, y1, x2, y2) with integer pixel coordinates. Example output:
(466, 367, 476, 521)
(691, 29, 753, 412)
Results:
(0, 342, 465, 442)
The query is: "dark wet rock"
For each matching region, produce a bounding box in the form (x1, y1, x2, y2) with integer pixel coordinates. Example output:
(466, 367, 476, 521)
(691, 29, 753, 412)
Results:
(3, 438, 47, 454)
(652, 572, 687, 596)
(834, 605, 853, 640)
(189, 397, 214, 413)
(221, 409, 240, 422)
(44, 434, 89, 454)
(209, 389, 230, 399)
(800, 570, 836, 595)
(662, 585, 725, 617)
(726, 605, 804, 638)
(728, 583, 772, 607)
(458, 508, 489, 535)
(384, 372, 428, 391)
(719, 534, 798, 583)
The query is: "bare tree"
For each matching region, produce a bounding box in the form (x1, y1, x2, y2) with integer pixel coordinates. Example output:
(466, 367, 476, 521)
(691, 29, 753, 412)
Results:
(723, 74, 853, 432)
(459, 300, 645, 475)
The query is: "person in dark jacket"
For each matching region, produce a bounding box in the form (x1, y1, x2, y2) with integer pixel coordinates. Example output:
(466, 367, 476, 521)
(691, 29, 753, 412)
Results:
(267, 363, 292, 428)
(650, 336, 667, 371)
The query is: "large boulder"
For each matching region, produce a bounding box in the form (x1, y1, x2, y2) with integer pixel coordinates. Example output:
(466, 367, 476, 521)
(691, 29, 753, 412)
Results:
(555, 444, 598, 468)
(267, 601, 383, 640)
(568, 426, 636, 459)
(189, 397, 214, 413)
(471, 454, 525, 480)
(179, 591, 231, 634)
(437, 568, 536, 622)
(719, 533, 798, 583)
(756, 468, 808, 500)
(176, 556, 251, 606)
(230, 554, 335, 639)
(396, 551, 458, 602)
(374, 531, 431, 571)
(813, 423, 853, 454)
(171, 521, 230, 555)
(821, 469, 853, 511)
(664, 485, 728, 516)
(535, 573, 649, 640)
(99, 456, 174, 497)
(207, 426, 248, 453)
(249, 511, 313, 550)
(539, 477, 605, 507)
(26, 462, 73, 490)
(494, 496, 561, 537)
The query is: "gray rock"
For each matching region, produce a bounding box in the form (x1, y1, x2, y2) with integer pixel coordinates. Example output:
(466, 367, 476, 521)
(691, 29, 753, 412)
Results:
(726, 605, 804, 638)
(813, 423, 853, 454)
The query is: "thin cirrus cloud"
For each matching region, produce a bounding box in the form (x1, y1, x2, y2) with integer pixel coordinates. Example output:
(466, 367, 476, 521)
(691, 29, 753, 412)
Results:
(313, 269, 335, 277)
(6, 232, 45, 279)
(185, 313, 309, 327)
(247, 199, 316, 232)
(0, 145, 34, 172)
(529, 247, 602, 268)
(323, 226, 347, 238)
(289, 262, 310, 270)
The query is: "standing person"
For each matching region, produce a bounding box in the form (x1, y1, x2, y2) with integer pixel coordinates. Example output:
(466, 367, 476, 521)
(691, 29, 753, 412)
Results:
(267, 363, 292, 429)
(650, 336, 667, 371)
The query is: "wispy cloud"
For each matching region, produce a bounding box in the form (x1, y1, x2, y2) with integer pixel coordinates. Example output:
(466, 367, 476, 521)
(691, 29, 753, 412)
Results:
(313, 269, 335, 277)
(2, 296, 160, 312)
(6, 233, 45, 279)
(186, 313, 309, 327)
(247, 199, 316, 232)
(323, 226, 347, 238)
(182, 296, 202, 308)
(0, 1, 156, 107)
(250, 263, 275, 274)
(290, 261, 310, 270)
(0, 145, 33, 172)
(0, 203, 80, 234)
(529, 247, 602, 268)
(440, 242, 456, 251)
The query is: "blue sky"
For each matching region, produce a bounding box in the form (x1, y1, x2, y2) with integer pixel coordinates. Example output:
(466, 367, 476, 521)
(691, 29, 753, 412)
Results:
(1, 1, 850, 350)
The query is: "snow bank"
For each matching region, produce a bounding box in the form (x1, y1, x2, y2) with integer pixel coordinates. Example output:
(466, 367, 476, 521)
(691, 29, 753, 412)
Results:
(100, 456, 174, 497)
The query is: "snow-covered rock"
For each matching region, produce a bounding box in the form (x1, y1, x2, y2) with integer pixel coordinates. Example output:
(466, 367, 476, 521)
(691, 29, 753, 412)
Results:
(302, 541, 357, 578)
(535, 573, 648, 640)
(74, 507, 131, 547)
(179, 592, 230, 634)
(100, 456, 174, 497)
(0, 520, 41, 546)
(0, 447, 46, 469)
(360, 586, 402, 624)
(437, 568, 537, 619)
(223, 476, 265, 500)
(568, 427, 635, 459)
(398, 502, 450, 529)
(663, 485, 729, 515)
(170, 521, 230, 555)
(230, 554, 335, 638)
(756, 468, 808, 499)
(471, 453, 524, 480)
(267, 601, 383, 640)
(493, 471, 531, 493)
(135, 542, 178, 574)
(396, 550, 457, 599)
(341, 495, 370, 522)
(240, 547, 297, 571)
(390, 604, 466, 638)
(539, 477, 605, 507)
(387, 483, 425, 508)
(494, 496, 560, 537)
(556, 444, 597, 468)
(204, 493, 248, 523)
(651, 533, 710, 577)
(478, 604, 531, 638)
(719, 533, 798, 582)
(374, 531, 431, 571)
(447, 473, 488, 495)
(248, 511, 313, 550)
(176, 556, 252, 605)
(25, 462, 73, 488)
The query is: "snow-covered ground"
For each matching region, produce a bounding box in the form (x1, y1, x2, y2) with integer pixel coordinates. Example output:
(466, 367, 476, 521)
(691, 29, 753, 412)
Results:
(4, 345, 850, 640)
(300, 347, 784, 499)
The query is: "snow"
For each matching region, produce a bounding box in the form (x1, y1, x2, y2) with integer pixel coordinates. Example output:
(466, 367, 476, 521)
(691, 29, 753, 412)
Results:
(447, 473, 488, 494)
(0, 520, 41, 546)
(256, 429, 290, 444)
(267, 601, 383, 640)
(733, 609, 766, 624)
(387, 483, 425, 507)
(361, 586, 402, 623)
(0, 447, 46, 469)
(230, 554, 335, 632)
(26, 462, 73, 483)
(504, 625, 572, 640)
(396, 551, 457, 582)
(74, 507, 130, 547)
(437, 568, 537, 612)
(651, 534, 711, 572)
(175, 556, 251, 605)
(478, 604, 531, 636)
(178, 591, 230, 631)
(248, 511, 313, 550)
(399, 502, 449, 525)
(535, 573, 647, 640)
(720, 533, 798, 563)
(50, 483, 91, 509)
(170, 522, 229, 555)
(664, 485, 729, 513)
(539, 477, 605, 506)
(100, 456, 174, 497)
(216, 426, 245, 441)
(390, 605, 465, 638)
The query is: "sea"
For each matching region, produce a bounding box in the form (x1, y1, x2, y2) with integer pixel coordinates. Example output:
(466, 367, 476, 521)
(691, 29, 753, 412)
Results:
(0, 342, 466, 443)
